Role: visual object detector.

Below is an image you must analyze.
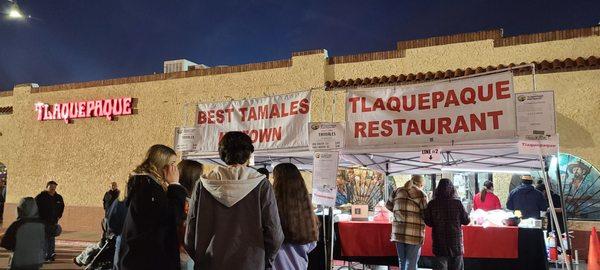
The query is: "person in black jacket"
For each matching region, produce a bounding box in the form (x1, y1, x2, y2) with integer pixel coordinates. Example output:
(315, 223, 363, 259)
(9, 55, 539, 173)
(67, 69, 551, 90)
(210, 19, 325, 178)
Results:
(423, 178, 470, 270)
(118, 144, 187, 270)
(35, 180, 64, 262)
(103, 182, 120, 216)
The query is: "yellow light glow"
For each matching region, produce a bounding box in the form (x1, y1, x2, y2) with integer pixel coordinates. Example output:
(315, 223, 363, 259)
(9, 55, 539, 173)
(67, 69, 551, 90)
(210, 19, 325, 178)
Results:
(8, 9, 23, 18)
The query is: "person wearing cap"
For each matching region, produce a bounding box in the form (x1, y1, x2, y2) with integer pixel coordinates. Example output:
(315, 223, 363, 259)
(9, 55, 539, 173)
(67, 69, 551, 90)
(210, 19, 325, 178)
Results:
(506, 175, 548, 219)
(35, 180, 65, 262)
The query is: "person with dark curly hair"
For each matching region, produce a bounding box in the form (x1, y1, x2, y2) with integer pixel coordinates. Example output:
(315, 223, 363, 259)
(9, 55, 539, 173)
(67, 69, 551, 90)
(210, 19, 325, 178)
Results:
(185, 131, 283, 270)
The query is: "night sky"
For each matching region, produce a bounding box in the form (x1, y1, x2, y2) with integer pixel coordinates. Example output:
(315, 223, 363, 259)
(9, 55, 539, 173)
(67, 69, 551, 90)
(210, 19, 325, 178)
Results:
(0, 0, 598, 91)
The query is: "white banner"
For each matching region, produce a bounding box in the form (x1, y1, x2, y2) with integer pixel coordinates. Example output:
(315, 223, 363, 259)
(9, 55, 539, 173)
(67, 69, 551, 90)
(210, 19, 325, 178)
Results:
(518, 135, 559, 156)
(308, 122, 345, 151)
(346, 72, 517, 148)
(516, 91, 556, 138)
(312, 151, 339, 207)
(196, 91, 311, 152)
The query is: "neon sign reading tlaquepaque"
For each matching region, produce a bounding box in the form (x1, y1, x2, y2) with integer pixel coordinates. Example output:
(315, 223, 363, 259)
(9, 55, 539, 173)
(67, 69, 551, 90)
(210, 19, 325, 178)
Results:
(34, 97, 133, 123)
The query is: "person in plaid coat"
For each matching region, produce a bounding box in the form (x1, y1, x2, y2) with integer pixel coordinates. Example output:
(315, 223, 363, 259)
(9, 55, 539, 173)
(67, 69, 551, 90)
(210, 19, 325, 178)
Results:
(423, 178, 470, 270)
(386, 175, 428, 270)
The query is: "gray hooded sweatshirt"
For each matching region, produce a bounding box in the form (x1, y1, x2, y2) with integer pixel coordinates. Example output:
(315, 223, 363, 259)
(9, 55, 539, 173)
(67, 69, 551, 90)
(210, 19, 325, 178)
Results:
(0, 197, 45, 269)
(185, 165, 284, 270)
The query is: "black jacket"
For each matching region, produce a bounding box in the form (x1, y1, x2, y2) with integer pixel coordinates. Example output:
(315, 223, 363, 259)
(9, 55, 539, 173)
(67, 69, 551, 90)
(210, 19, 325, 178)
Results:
(423, 197, 470, 257)
(103, 189, 120, 213)
(34, 191, 64, 225)
(118, 174, 187, 270)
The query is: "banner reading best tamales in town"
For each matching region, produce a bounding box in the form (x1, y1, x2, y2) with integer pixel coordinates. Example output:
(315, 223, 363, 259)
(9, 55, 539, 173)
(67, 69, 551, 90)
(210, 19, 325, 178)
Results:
(196, 91, 311, 152)
(346, 72, 517, 148)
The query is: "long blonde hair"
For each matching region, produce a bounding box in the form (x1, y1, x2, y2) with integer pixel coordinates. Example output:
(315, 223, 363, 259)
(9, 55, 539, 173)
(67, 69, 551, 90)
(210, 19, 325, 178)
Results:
(403, 174, 424, 189)
(133, 144, 176, 190)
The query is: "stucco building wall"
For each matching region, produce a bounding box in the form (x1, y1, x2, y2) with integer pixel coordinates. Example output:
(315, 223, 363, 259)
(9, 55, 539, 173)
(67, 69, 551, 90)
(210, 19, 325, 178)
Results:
(0, 27, 597, 213)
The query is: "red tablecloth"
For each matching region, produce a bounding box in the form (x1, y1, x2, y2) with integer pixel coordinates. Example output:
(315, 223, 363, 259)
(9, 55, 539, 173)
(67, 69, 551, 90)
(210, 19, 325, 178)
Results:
(337, 221, 518, 259)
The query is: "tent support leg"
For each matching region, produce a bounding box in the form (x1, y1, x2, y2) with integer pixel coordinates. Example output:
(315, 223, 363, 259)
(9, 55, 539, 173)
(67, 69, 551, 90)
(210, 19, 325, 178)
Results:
(540, 156, 571, 270)
(553, 154, 574, 266)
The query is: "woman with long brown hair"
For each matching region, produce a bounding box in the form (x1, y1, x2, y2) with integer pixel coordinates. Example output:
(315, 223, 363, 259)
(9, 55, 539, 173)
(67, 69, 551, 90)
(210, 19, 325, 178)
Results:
(118, 144, 187, 270)
(272, 163, 319, 270)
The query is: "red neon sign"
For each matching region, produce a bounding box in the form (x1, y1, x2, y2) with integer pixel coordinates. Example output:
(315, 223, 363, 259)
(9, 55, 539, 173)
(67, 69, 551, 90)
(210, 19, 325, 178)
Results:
(34, 97, 133, 123)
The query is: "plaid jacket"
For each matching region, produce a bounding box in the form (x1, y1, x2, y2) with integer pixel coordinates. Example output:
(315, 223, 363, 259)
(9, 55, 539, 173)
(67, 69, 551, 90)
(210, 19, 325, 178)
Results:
(423, 198, 470, 257)
(385, 187, 428, 245)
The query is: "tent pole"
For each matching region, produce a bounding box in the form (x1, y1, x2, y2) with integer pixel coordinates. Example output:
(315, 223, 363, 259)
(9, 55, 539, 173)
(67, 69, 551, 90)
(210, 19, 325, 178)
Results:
(553, 153, 574, 265)
(384, 161, 390, 202)
(319, 205, 328, 269)
(540, 156, 571, 270)
(329, 206, 335, 270)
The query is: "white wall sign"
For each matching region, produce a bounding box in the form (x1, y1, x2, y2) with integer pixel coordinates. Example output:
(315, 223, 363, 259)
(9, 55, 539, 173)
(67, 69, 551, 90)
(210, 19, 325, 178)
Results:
(195, 91, 311, 152)
(308, 122, 345, 151)
(518, 135, 559, 156)
(312, 151, 339, 207)
(420, 148, 442, 163)
(345, 72, 517, 149)
(174, 127, 198, 152)
(516, 91, 556, 138)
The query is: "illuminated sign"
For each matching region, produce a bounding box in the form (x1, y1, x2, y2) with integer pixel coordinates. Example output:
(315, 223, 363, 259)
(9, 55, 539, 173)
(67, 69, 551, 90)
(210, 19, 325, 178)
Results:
(34, 97, 133, 123)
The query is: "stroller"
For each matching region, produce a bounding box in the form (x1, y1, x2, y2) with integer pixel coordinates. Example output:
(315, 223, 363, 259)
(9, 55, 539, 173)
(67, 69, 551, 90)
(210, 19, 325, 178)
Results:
(74, 218, 116, 270)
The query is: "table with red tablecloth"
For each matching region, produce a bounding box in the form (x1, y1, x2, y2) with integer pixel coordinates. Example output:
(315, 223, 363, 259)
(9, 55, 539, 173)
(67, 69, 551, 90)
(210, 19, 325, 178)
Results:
(333, 221, 548, 270)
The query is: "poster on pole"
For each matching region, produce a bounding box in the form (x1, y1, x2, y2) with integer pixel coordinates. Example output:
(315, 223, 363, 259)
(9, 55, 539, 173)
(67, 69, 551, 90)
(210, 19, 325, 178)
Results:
(174, 127, 198, 152)
(195, 91, 311, 152)
(312, 151, 339, 207)
(345, 72, 517, 149)
(308, 122, 345, 151)
(515, 91, 556, 139)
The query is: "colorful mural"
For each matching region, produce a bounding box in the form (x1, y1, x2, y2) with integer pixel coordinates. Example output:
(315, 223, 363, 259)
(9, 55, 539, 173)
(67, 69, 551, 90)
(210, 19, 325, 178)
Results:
(335, 167, 385, 209)
(545, 153, 600, 220)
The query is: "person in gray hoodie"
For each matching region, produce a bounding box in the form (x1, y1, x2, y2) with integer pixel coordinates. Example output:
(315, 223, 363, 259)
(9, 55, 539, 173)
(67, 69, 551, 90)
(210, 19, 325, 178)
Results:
(1, 197, 46, 270)
(185, 131, 284, 270)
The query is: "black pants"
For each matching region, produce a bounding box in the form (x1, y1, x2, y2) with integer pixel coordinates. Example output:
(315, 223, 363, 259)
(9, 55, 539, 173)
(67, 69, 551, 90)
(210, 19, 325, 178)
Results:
(434, 256, 464, 270)
(0, 202, 4, 221)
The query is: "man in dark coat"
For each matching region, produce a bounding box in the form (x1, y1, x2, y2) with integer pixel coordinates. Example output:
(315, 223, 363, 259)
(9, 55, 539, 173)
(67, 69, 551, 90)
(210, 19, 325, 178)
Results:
(103, 182, 120, 215)
(35, 180, 64, 262)
(506, 175, 548, 219)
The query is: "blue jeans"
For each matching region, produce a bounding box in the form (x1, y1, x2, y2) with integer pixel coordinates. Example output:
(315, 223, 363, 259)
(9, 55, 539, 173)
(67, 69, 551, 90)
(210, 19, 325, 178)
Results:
(46, 235, 56, 258)
(113, 235, 121, 270)
(395, 242, 421, 270)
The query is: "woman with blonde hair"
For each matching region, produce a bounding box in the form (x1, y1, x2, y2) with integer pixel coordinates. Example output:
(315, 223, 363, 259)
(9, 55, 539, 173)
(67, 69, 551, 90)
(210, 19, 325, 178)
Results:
(118, 144, 187, 270)
(385, 175, 428, 270)
(272, 163, 319, 270)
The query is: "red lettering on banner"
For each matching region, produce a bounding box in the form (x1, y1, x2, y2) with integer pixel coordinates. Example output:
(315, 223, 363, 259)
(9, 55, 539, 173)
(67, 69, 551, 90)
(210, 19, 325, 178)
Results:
(418, 93, 430, 110)
(393, 119, 406, 135)
(453, 115, 469, 133)
(470, 113, 487, 131)
(432, 91, 444, 108)
(478, 85, 494, 101)
(373, 98, 385, 111)
(460, 87, 476, 104)
(406, 120, 421, 135)
(421, 119, 435, 134)
(444, 90, 460, 107)
(280, 103, 289, 117)
(215, 109, 224, 123)
(349, 97, 360, 113)
(496, 81, 511, 99)
(488, 110, 503, 129)
(361, 97, 372, 112)
(299, 98, 310, 114)
(239, 107, 248, 121)
(387, 97, 400, 111)
(289, 101, 299, 115)
(198, 111, 207, 124)
(402, 95, 416, 111)
(248, 107, 257, 121)
(258, 105, 269, 119)
(355, 122, 367, 137)
(438, 117, 452, 134)
(380, 120, 393, 137)
(368, 121, 379, 137)
(269, 104, 280, 118)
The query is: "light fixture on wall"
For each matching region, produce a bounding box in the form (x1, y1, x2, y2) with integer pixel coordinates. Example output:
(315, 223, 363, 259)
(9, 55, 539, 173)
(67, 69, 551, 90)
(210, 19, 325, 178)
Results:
(4, 0, 29, 20)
